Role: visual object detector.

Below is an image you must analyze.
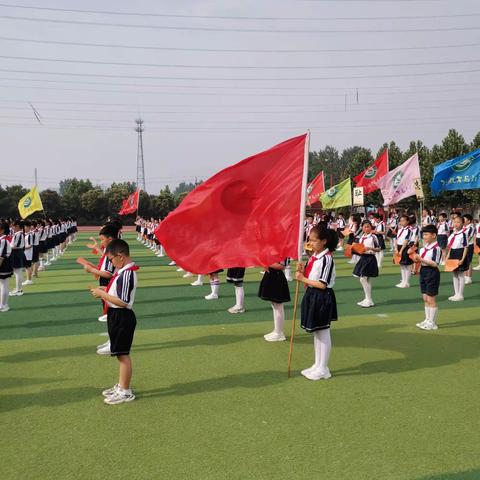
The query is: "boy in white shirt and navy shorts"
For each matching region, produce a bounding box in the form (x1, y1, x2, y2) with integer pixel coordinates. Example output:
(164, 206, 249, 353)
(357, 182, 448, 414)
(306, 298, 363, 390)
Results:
(91, 239, 139, 405)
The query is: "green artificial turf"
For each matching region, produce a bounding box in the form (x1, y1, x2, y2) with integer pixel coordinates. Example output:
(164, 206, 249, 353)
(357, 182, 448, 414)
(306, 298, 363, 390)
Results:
(1, 232, 479, 480)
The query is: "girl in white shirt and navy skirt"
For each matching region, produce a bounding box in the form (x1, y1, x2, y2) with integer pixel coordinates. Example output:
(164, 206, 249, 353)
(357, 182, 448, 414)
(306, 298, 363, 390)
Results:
(353, 221, 381, 308)
(446, 216, 469, 301)
(395, 215, 413, 288)
(295, 225, 338, 381)
(258, 259, 291, 342)
(0, 221, 13, 312)
(9, 220, 25, 297)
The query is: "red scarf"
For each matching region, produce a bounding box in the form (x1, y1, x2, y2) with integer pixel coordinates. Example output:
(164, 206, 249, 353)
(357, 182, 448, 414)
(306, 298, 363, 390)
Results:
(103, 264, 140, 314)
(421, 243, 438, 259)
(448, 231, 462, 249)
(304, 255, 319, 279)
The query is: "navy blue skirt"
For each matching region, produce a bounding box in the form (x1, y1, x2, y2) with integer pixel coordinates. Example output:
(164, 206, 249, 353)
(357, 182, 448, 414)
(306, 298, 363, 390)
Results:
(353, 254, 378, 278)
(301, 287, 337, 332)
(258, 269, 291, 304)
(397, 244, 413, 266)
(437, 235, 448, 249)
(449, 247, 469, 272)
(11, 250, 25, 269)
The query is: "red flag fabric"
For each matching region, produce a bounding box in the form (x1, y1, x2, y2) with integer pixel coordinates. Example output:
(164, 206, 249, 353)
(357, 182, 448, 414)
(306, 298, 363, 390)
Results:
(118, 189, 140, 215)
(155, 134, 308, 274)
(307, 171, 325, 206)
(353, 149, 389, 194)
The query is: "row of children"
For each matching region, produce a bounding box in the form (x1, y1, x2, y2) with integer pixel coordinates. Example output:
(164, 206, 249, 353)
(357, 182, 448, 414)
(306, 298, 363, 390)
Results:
(0, 217, 77, 311)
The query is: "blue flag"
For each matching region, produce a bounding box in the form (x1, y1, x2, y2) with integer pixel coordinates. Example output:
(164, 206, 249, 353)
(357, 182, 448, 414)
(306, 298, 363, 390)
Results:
(430, 148, 480, 196)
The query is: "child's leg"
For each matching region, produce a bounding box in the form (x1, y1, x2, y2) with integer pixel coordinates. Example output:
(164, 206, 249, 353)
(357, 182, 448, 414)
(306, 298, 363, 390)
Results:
(234, 284, 244, 308)
(456, 271, 465, 298)
(13, 268, 23, 292)
(26, 266, 32, 281)
(271, 302, 285, 334)
(117, 355, 133, 391)
(426, 294, 438, 325)
(206, 274, 220, 299)
(314, 328, 332, 372)
(359, 276, 373, 303)
(0, 278, 9, 308)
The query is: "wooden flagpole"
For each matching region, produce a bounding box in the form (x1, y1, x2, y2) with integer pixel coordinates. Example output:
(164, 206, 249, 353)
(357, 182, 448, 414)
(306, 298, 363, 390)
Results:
(287, 131, 310, 378)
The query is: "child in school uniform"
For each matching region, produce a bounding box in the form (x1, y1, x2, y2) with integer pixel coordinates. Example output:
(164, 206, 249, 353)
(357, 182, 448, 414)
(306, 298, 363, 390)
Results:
(22, 220, 34, 286)
(258, 259, 291, 342)
(386, 211, 398, 252)
(9, 220, 25, 297)
(411, 225, 442, 331)
(90, 239, 139, 405)
(462, 214, 475, 285)
(373, 213, 386, 268)
(353, 221, 380, 308)
(436, 213, 449, 265)
(226, 267, 246, 313)
(395, 215, 413, 288)
(474, 219, 480, 271)
(31, 220, 40, 278)
(0, 221, 13, 312)
(446, 215, 468, 302)
(295, 225, 338, 381)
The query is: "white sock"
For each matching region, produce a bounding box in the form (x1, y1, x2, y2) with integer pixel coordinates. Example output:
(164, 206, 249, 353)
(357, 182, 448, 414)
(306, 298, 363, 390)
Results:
(430, 307, 438, 325)
(211, 282, 220, 296)
(452, 274, 459, 296)
(424, 305, 429, 320)
(284, 265, 292, 281)
(359, 277, 372, 302)
(314, 329, 332, 371)
(235, 286, 244, 308)
(0, 278, 8, 307)
(401, 266, 409, 284)
(160, 245, 164, 256)
(457, 273, 465, 297)
(196, 274, 203, 283)
(39, 258, 44, 268)
(271, 302, 285, 335)
(14, 269, 23, 291)
(378, 251, 384, 267)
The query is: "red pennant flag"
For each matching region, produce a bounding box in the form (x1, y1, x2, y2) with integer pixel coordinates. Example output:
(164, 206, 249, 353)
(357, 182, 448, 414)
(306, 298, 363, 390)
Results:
(353, 149, 389, 194)
(307, 171, 325, 206)
(155, 134, 309, 274)
(118, 189, 140, 215)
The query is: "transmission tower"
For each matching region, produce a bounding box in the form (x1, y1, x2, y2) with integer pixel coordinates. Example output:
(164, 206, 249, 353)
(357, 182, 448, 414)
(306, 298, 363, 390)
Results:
(135, 118, 146, 191)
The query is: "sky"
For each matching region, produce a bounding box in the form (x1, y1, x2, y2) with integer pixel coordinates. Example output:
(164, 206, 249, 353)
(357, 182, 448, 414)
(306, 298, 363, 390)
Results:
(0, 0, 479, 193)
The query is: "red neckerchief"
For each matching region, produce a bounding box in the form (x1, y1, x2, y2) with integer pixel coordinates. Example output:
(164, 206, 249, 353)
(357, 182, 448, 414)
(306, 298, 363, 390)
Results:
(103, 264, 140, 314)
(360, 235, 369, 244)
(448, 231, 463, 249)
(421, 243, 438, 258)
(397, 227, 407, 239)
(304, 255, 319, 279)
(97, 253, 107, 270)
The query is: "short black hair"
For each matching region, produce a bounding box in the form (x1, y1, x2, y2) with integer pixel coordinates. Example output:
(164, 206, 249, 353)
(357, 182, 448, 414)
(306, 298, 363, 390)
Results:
(362, 220, 372, 227)
(422, 225, 437, 235)
(99, 224, 119, 239)
(463, 213, 473, 222)
(310, 225, 338, 252)
(105, 239, 130, 257)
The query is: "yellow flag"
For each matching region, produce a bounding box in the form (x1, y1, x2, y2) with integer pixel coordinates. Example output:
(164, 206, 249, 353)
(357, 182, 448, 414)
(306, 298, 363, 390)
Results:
(320, 178, 352, 209)
(18, 186, 44, 219)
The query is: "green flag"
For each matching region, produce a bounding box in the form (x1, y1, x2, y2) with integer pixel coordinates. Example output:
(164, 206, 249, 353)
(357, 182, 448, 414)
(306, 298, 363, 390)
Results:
(320, 178, 352, 209)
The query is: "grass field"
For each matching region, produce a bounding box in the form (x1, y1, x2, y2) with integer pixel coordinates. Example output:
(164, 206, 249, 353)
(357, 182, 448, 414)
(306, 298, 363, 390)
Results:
(1, 232, 479, 480)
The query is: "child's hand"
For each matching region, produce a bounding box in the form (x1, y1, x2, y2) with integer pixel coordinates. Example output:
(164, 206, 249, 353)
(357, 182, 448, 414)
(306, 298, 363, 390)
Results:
(411, 253, 420, 263)
(295, 271, 304, 282)
(296, 262, 304, 273)
(90, 288, 104, 299)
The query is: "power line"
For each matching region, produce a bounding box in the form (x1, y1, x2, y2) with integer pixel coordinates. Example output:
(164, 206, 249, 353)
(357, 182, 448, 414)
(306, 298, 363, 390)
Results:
(0, 67, 480, 82)
(2, 54, 480, 71)
(2, 35, 479, 54)
(0, 3, 471, 21)
(1, 14, 479, 33)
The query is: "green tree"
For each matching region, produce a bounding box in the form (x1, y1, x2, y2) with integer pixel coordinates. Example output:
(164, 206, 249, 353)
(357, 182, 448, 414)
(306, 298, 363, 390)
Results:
(40, 189, 62, 219)
(81, 188, 106, 221)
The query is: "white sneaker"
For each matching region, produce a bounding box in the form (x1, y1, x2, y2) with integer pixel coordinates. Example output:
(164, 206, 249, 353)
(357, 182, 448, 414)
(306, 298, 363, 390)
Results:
(205, 293, 219, 300)
(22, 280, 33, 286)
(305, 367, 332, 381)
(96, 344, 111, 355)
(440, 261, 446, 266)
(336, 247, 343, 251)
(176, 267, 184, 272)
(347, 259, 355, 264)
(0, 306, 10, 312)
(9, 290, 24, 296)
(465, 277, 472, 285)
(357, 299, 374, 308)
(98, 314, 108, 322)
(395, 283, 409, 288)
(263, 332, 286, 342)
(418, 321, 438, 331)
(38, 266, 45, 271)
(228, 305, 245, 314)
(44, 261, 51, 266)
(301, 365, 316, 378)
(473, 264, 480, 271)
(157, 253, 165, 257)
(415, 319, 428, 328)
(191, 280, 203, 286)
(102, 383, 119, 397)
(97, 341, 110, 350)
(104, 389, 135, 405)
(183, 272, 193, 278)
(448, 295, 464, 302)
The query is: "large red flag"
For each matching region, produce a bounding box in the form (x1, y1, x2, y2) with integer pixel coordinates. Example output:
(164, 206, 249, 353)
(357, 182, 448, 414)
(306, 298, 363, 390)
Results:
(353, 149, 389, 194)
(118, 189, 140, 215)
(307, 171, 325, 206)
(155, 134, 309, 274)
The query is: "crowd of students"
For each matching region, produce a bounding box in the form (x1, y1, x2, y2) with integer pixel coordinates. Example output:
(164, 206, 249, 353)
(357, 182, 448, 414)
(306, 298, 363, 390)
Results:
(0, 217, 77, 311)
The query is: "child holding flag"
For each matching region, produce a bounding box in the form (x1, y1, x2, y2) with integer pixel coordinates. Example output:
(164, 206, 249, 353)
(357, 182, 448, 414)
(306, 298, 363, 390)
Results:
(295, 225, 338, 381)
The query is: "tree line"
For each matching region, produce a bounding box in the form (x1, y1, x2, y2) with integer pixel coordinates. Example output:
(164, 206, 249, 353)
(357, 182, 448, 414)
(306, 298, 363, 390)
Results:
(1, 129, 479, 223)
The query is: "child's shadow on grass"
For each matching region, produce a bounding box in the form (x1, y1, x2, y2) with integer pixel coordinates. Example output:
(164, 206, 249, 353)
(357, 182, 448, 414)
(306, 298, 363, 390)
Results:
(0, 387, 99, 414)
(139, 370, 286, 399)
